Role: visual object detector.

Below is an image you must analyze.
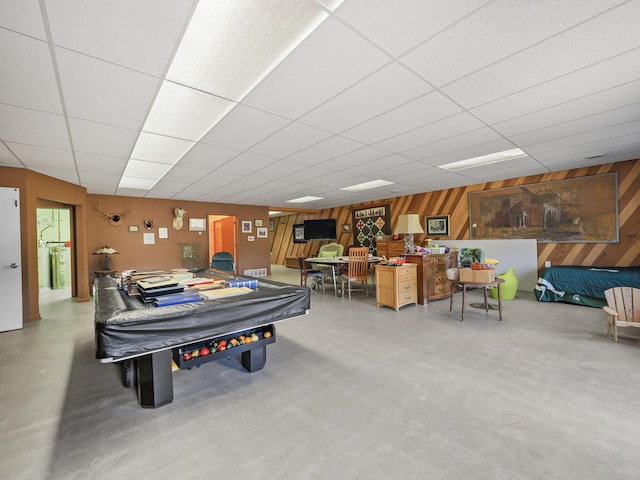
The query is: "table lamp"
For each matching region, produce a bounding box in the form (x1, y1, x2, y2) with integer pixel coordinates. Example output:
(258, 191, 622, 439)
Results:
(93, 245, 119, 270)
(395, 214, 424, 253)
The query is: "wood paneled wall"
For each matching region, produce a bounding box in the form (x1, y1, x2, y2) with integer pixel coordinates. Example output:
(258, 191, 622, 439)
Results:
(270, 159, 640, 272)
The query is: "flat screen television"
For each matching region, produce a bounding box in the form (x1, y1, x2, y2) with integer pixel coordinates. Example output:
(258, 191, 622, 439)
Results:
(303, 219, 337, 240)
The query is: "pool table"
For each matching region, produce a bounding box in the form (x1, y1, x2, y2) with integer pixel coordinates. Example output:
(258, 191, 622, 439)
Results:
(94, 271, 310, 408)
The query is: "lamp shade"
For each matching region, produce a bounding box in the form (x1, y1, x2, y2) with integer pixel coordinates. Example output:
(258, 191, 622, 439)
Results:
(93, 245, 119, 255)
(395, 214, 424, 234)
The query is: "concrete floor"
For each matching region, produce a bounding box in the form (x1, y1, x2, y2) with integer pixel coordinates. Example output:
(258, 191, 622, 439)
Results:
(2, 266, 640, 479)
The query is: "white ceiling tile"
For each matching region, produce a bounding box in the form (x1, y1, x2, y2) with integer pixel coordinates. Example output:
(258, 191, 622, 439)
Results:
(341, 91, 463, 144)
(75, 152, 126, 175)
(0, 105, 70, 149)
(403, 0, 628, 86)
(176, 142, 239, 170)
(278, 165, 333, 184)
(0, 30, 62, 114)
(216, 152, 278, 175)
(79, 172, 120, 187)
(443, 1, 640, 109)
(375, 112, 486, 154)
(0, 0, 46, 39)
(249, 122, 332, 159)
(69, 118, 137, 158)
(509, 103, 640, 147)
(402, 127, 505, 162)
(421, 139, 519, 167)
(472, 49, 640, 125)
(242, 17, 390, 119)
(84, 184, 117, 195)
(0, 142, 21, 165)
(299, 62, 433, 133)
(161, 165, 211, 184)
(285, 135, 363, 165)
(337, 0, 490, 57)
(115, 187, 147, 197)
(199, 104, 291, 151)
(523, 120, 640, 155)
(251, 160, 308, 180)
(340, 154, 415, 175)
(46, 0, 194, 76)
(56, 48, 160, 129)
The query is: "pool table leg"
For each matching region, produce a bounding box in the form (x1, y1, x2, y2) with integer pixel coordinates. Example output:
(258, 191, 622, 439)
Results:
(241, 345, 267, 372)
(136, 350, 174, 408)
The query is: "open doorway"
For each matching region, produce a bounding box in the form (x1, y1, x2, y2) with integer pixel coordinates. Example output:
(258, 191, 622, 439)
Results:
(208, 214, 237, 269)
(37, 207, 73, 302)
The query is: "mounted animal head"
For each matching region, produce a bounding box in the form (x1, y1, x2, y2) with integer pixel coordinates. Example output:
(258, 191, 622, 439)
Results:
(173, 208, 186, 230)
(95, 202, 130, 227)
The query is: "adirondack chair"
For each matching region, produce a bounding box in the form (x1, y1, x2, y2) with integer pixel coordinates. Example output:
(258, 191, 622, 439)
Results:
(603, 287, 640, 342)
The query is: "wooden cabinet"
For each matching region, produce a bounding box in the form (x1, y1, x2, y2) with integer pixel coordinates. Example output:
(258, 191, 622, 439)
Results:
(405, 251, 458, 304)
(375, 240, 405, 258)
(375, 263, 417, 311)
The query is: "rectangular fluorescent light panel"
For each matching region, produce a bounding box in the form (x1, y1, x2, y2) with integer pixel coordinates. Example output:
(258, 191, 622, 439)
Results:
(286, 196, 324, 203)
(439, 148, 527, 172)
(142, 81, 236, 141)
(269, 211, 282, 215)
(341, 179, 394, 192)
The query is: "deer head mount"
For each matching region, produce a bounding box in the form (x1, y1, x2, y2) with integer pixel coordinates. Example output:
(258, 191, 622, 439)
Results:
(95, 202, 130, 227)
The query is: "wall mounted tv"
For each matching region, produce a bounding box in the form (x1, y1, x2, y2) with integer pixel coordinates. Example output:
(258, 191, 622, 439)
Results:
(303, 219, 337, 240)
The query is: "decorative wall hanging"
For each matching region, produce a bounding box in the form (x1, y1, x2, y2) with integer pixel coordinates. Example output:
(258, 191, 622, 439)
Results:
(143, 219, 154, 230)
(293, 224, 306, 243)
(468, 173, 618, 243)
(352, 204, 391, 254)
(257, 227, 267, 238)
(188, 218, 206, 232)
(241, 221, 252, 233)
(95, 202, 130, 227)
(425, 215, 450, 236)
(172, 208, 186, 230)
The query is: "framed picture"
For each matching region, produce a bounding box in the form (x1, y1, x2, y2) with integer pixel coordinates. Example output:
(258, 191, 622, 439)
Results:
(255, 219, 263, 227)
(269, 219, 275, 232)
(468, 173, 618, 243)
(426, 215, 450, 236)
(257, 227, 267, 238)
(342, 224, 351, 233)
(188, 218, 206, 232)
(293, 224, 306, 243)
(158, 227, 168, 239)
(128, 225, 139, 233)
(241, 220, 252, 233)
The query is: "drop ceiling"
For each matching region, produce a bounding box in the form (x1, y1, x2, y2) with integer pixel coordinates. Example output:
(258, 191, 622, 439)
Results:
(1, 0, 639, 210)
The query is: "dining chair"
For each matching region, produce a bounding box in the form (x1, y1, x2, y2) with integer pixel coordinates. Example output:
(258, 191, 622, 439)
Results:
(339, 247, 369, 299)
(297, 257, 325, 294)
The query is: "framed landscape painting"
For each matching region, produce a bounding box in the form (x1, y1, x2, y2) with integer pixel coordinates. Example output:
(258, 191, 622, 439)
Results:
(468, 173, 618, 243)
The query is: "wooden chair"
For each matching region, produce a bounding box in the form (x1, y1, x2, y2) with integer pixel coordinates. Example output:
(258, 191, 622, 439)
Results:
(297, 257, 325, 294)
(339, 247, 369, 299)
(604, 287, 640, 342)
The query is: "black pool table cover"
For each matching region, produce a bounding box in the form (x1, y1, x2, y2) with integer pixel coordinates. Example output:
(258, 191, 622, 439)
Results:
(94, 273, 310, 361)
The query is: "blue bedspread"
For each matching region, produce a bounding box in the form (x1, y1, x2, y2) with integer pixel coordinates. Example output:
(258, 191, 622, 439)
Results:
(535, 265, 640, 307)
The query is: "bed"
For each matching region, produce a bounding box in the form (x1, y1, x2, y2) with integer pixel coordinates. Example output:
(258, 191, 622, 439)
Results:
(534, 265, 640, 307)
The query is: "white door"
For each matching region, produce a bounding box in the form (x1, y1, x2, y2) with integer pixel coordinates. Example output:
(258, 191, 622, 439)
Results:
(0, 188, 22, 331)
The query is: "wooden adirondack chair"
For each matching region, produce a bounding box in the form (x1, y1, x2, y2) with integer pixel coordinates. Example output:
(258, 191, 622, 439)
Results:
(603, 287, 640, 342)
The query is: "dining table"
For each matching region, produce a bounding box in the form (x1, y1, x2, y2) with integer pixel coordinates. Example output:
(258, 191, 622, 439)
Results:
(305, 255, 384, 296)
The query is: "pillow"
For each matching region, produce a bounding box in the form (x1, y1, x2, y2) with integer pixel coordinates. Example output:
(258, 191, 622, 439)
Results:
(320, 250, 338, 258)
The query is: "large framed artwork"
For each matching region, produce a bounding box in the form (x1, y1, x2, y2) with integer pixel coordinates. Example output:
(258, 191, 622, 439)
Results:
(352, 204, 391, 254)
(468, 173, 618, 243)
(425, 215, 450, 236)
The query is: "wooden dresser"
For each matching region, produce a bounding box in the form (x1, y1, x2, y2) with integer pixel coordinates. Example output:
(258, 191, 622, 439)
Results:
(375, 263, 417, 311)
(375, 239, 405, 258)
(405, 251, 458, 304)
